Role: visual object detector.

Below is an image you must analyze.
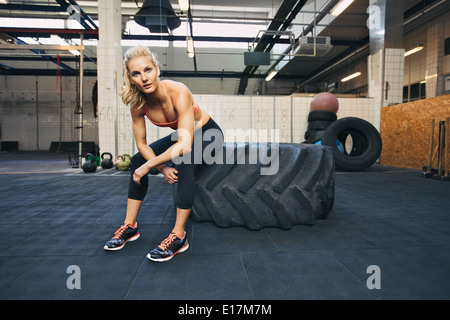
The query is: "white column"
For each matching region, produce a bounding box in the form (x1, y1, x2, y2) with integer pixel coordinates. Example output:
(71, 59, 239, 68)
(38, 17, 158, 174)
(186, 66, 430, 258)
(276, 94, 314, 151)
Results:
(97, 0, 131, 158)
(367, 0, 405, 131)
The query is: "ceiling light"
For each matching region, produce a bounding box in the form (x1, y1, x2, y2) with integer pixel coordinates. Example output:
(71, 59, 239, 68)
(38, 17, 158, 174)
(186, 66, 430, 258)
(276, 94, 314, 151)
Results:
(404, 45, 424, 57)
(341, 72, 361, 82)
(265, 70, 278, 82)
(186, 36, 195, 58)
(134, 0, 181, 33)
(178, 0, 189, 11)
(331, 0, 355, 17)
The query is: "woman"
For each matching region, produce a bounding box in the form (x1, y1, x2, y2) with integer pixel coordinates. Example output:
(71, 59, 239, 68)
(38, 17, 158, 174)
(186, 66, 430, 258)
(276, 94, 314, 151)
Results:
(104, 46, 223, 262)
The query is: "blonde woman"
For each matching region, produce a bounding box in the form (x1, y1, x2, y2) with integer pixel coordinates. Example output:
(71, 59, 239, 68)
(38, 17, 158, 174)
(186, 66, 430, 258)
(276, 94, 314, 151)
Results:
(104, 46, 223, 262)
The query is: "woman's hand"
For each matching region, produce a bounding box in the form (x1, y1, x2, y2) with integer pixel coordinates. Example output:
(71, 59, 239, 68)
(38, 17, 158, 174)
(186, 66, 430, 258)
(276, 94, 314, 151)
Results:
(133, 161, 151, 185)
(160, 166, 178, 184)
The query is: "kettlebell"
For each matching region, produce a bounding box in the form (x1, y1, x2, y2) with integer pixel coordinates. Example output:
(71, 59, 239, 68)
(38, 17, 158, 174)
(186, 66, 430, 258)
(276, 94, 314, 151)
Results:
(82, 153, 97, 173)
(116, 154, 131, 171)
(101, 152, 113, 169)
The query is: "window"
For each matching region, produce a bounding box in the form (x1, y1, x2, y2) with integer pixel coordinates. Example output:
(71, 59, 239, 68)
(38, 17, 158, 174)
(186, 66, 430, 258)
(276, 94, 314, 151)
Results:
(403, 82, 426, 102)
(445, 37, 450, 56)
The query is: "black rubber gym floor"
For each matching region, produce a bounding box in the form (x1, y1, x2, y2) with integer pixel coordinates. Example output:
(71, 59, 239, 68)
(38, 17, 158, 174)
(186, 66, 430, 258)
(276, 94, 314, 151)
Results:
(1, 151, 450, 300)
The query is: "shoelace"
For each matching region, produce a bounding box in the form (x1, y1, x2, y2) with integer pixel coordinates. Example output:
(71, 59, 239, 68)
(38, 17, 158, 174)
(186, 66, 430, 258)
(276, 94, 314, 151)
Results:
(158, 233, 178, 250)
(112, 224, 131, 240)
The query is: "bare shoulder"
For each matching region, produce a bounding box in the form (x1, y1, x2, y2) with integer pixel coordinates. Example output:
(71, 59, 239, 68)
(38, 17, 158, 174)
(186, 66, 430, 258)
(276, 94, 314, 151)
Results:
(162, 79, 191, 95)
(162, 80, 193, 107)
(130, 105, 146, 119)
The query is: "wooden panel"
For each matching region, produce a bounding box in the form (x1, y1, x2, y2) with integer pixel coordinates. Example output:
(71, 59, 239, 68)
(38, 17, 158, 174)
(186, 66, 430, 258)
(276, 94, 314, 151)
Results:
(380, 95, 450, 169)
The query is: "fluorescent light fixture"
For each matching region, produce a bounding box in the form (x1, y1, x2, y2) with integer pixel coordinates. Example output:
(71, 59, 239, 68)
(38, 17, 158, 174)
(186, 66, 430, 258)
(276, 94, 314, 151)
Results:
(341, 72, 361, 82)
(186, 36, 195, 58)
(265, 70, 278, 82)
(331, 0, 355, 16)
(178, 0, 189, 11)
(404, 45, 424, 57)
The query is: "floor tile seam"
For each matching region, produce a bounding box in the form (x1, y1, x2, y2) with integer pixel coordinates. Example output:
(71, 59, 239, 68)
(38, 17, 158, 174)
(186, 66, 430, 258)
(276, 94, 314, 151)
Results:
(187, 250, 281, 256)
(238, 253, 256, 300)
(34, 243, 447, 259)
(327, 243, 450, 298)
(328, 218, 450, 234)
(323, 224, 367, 248)
(334, 170, 420, 176)
(262, 229, 281, 253)
(0, 256, 48, 294)
(189, 225, 280, 256)
(16, 218, 104, 225)
(233, 242, 450, 254)
(237, 249, 334, 256)
(161, 205, 175, 223)
(122, 255, 147, 300)
(0, 227, 49, 255)
(326, 243, 450, 255)
(92, 209, 125, 224)
(326, 250, 382, 300)
(323, 243, 450, 252)
(0, 253, 110, 258)
(329, 216, 450, 223)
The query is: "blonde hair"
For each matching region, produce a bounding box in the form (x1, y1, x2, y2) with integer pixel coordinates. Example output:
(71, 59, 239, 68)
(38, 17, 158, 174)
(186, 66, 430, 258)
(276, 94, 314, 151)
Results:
(121, 45, 159, 110)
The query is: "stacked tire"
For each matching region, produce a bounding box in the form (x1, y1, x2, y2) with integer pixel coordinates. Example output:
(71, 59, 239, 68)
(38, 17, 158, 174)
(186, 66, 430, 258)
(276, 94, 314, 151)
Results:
(304, 93, 382, 172)
(304, 110, 337, 144)
(320, 117, 382, 172)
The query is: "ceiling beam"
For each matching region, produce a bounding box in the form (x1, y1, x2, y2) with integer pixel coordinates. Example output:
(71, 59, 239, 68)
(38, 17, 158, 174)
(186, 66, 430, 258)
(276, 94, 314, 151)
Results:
(54, 0, 98, 30)
(0, 67, 306, 80)
(0, 4, 64, 12)
(237, 0, 308, 94)
(297, 0, 450, 92)
(243, 0, 308, 76)
(0, 27, 99, 39)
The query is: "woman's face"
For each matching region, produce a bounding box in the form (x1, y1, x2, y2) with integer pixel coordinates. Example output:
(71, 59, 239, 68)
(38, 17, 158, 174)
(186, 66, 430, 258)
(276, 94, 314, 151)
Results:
(127, 55, 160, 94)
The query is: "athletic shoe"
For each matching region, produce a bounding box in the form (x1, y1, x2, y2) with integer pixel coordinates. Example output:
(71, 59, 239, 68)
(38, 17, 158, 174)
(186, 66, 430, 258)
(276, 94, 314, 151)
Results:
(104, 223, 140, 251)
(147, 232, 189, 262)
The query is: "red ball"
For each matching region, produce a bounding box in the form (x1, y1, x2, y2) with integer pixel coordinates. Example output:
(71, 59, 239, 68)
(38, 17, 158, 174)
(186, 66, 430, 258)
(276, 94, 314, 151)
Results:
(310, 92, 339, 113)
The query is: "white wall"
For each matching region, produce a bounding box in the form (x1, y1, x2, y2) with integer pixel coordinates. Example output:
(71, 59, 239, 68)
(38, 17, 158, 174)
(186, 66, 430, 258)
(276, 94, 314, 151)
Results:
(0, 75, 98, 151)
(0, 74, 376, 154)
(122, 94, 376, 156)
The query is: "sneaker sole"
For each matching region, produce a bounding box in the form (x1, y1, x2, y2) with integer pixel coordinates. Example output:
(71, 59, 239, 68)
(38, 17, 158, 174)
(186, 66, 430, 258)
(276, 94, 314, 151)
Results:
(146, 242, 189, 262)
(103, 233, 140, 251)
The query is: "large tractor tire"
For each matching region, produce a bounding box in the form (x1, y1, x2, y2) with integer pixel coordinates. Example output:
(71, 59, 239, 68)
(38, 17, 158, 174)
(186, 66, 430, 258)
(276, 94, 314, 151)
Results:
(175, 143, 335, 230)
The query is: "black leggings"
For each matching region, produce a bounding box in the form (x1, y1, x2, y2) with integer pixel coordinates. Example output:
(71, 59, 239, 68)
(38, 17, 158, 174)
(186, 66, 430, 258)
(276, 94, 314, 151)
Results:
(128, 117, 223, 209)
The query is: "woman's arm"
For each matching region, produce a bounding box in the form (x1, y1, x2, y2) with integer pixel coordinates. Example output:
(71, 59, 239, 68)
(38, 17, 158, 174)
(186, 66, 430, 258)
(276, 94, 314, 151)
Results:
(131, 108, 154, 160)
(133, 83, 195, 184)
(131, 107, 178, 183)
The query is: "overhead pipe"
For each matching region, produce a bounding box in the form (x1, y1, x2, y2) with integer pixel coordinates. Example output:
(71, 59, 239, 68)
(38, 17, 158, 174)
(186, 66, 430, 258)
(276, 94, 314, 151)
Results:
(299, 0, 450, 91)
(264, 0, 341, 76)
(244, 0, 308, 76)
(54, 0, 98, 30)
(238, 0, 308, 94)
(298, 41, 369, 89)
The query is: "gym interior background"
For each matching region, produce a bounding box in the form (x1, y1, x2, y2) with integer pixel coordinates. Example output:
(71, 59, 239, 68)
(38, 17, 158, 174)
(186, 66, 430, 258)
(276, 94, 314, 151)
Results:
(1, 0, 450, 302)
(0, 0, 449, 171)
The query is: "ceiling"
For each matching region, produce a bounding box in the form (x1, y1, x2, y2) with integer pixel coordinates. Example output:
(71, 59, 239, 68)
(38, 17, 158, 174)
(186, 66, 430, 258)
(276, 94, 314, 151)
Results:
(1, 0, 449, 94)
